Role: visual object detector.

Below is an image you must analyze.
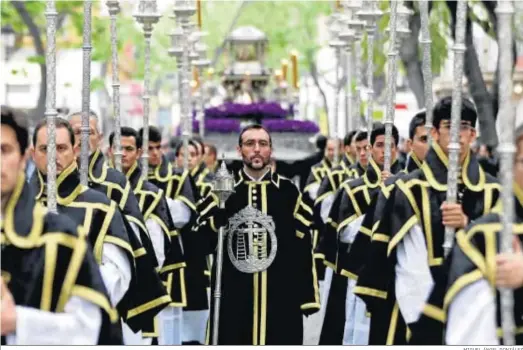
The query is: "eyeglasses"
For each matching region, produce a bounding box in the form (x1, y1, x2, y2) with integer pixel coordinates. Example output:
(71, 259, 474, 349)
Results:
(241, 140, 271, 148)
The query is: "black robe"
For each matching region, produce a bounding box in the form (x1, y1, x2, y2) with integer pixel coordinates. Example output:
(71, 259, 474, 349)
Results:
(195, 169, 320, 345)
(147, 157, 208, 312)
(443, 190, 523, 344)
(350, 153, 422, 345)
(126, 162, 187, 312)
(1, 174, 122, 344)
(364, 143, 501, 345)
(88, 150, 171, 335)
(318, 158, 402, 345)
(29, 163, 143, 333)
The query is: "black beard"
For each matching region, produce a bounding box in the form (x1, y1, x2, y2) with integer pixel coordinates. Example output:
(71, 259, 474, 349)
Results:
(243, 156, 270, 171)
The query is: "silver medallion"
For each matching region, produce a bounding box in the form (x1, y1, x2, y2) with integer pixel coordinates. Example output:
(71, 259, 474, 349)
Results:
(227, 205, 277, 273)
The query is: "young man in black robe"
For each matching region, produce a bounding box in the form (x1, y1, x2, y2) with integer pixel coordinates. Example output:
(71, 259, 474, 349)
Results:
(316, 130, 369, 345)
(322, 122, 403, 345)
(349, 110, 429, 345)
(68, 112, 170, 343)
(194, 124, 320, 345)
(30, 118, 141, 343)
(0, 106, 120, 344)
(108, 127, 186, 344)
(366, 96, 501, 344)
(442, 124, 523, 345)
(139, 126, 207, 345)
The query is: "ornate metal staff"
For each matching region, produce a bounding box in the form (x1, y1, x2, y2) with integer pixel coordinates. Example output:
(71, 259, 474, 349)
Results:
(107, 0, 122, 171)
(330, 39, 346, 164)
(496, 0, 516, 345)
(338, 22, 354, 133)
(193, 40, 211, 138)
(168, 23, 184, 156)
(419, 0, 434, 141)
(211, 159, 235, 345)
(135, 0, 161, 176)
(358, 0, 382, 144)
(79, 0, 92, 186)
(45, 0, 58, 212)
(347, 13, 365, 131)
(174, 0, 196, 171)
(442, 0, 467, 257)
(383, 1, 411, 171)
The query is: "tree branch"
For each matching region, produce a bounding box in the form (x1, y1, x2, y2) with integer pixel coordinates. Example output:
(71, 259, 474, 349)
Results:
(399, 1, 424, 107)
(11, 0, 46, 121)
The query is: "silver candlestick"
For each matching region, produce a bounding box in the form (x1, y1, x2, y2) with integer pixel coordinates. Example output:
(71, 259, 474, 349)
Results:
(496, 0, 516, 345)
(347, 14, 366, 132)
(107, 0, 122, 171)
(443, 0, 467, 257)
(45, 0, 58, 213)
(174, 0, 197, 171)
(358, 0, 382, 144)
(135, 0, 161, 177)
(330, 39, 346, 165)
(419, 0, 434, 141)
(211, 158, 235, 345)
(80, 0, 92, 186)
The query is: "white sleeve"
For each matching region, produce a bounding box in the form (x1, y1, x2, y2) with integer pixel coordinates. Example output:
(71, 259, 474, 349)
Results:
(166, 198, 191, 229)
(307, 183, 320, 201)
(446, 279, 498, 345)
(339, 215, 365, 244)
(100, 243, 132, 307)
(128, 221, 142, 244)
(5, 296, 102, 345)
(395, 224, 434, 324)
(321, 193, 335, 224)
(146, 218, 166, 268)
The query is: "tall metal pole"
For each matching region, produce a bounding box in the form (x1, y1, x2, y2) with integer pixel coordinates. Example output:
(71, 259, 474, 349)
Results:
(339, 26, 354, 133)
(358, 0, 382, 150)
(350, 19, 365, 131)
(80, 0, 92, 186)
(107, 1, 122, 171)
(496, 0, 516, 345)
(330, 41, 345, 165)
(383, 0, 399, 172)
(135, 0, 160, 177)
(443, 0, 467, 257)
(174, 1, 196, 172)
(419, 0, 434, 141)
(211, 159, 235, 345)
(45, 0, 58, 213)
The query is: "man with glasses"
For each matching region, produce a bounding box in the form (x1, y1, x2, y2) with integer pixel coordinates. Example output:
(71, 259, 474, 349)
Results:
(368, 96, 501, 344)
(194, 124, 320, 345)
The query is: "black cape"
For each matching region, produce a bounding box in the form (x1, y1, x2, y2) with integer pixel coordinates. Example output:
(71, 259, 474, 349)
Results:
(365, 144, 501, 345)
(1, 174, 122, 344)
(195, 169, 320, 345)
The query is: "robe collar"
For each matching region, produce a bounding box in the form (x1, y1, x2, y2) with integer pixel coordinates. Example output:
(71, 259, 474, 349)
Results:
(33, 162, 85, 206)
(148, 155, 173, 183)
(82, 148, 108, 184)
(2, 173, 46, 247)
(125, 161, 145, 191)
(342, 153, 355, 169)
(321, 157, 333, 169)
(237, 167, 280, 188)
(420, 142, 486, 192)
(191, 161, 206, 178)
(406, 152, 422, 173)
(514, 183, 523, 221)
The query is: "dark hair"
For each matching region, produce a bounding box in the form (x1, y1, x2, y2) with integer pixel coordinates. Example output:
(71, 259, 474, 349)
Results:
(355, 131, 368, 143)
(344, 130, 358, 147)
(205, 143, 217, 156)
(169, 136, 179, 149)
(138, 126, 162, 143)
(175, 140, 198, 157)
(409, 110, 427, 140)
(433, 96, 477, 129)
(238, 124, 272, 146)
(109, 127, 142, 149)
(370, 122, 399, 146)
(33, 117, 75, 147)
(1, 105, 29, 155)
(192, 136, 205, 155)
(316, 135, 327, 150)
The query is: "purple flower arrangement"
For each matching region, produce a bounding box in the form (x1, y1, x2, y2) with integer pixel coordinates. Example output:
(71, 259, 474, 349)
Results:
(204, 102, 289, 119)
(176, 118, 318, 134)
